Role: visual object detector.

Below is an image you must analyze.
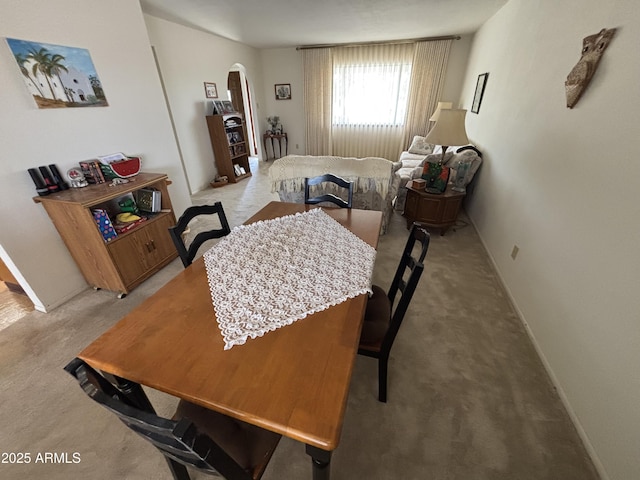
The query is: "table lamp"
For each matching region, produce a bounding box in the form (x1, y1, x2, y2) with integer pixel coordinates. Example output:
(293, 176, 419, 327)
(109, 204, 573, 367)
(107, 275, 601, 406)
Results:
(425, 108, 471, 193)
(428, 101, 453, 122)
(425, 108, 469, 165)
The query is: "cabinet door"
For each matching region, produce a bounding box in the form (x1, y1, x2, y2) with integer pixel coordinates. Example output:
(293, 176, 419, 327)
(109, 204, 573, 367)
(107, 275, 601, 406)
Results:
(404, 190, 418, 217)
(417, 197, 444, 223)
(144, 214, 177, 266)
(441, 198, 463, 223)
(108, 228, 155, 287)
(107, 214, 176, 288)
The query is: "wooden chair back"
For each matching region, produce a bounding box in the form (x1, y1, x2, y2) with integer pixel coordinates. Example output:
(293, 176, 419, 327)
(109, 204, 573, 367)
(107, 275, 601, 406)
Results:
(304, 173, 353, 208)
(64, 358, 274, 480)
(383, 223, 430, 352)
(168, 203, 231, 267)
(358, 222, 430, 401)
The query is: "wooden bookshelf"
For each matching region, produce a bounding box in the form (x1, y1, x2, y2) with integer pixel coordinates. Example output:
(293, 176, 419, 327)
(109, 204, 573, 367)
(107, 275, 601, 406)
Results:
(206, 114, 252, 183)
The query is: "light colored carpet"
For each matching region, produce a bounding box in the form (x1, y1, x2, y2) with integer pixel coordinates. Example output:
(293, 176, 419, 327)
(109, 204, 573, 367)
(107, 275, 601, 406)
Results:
(0, 158, 599, 479)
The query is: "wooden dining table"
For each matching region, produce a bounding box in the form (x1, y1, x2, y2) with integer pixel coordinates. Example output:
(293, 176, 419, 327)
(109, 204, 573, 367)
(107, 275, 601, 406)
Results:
(78, 201, 383, 480)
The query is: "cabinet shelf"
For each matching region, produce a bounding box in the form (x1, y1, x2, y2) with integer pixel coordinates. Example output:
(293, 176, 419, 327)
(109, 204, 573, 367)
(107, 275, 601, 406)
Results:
(107, 211, 172, 242)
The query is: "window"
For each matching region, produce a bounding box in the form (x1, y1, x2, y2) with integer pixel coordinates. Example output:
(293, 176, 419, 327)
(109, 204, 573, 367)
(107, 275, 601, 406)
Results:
(332, 61, 412, 127)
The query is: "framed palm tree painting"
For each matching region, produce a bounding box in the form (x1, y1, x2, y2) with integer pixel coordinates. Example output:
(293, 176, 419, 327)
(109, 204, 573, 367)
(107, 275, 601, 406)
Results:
(6, 37, 108, 109)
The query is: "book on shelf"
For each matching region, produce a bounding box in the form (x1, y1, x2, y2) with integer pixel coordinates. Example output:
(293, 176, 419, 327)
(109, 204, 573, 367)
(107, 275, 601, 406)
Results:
(114, 216, 147, 234)
(79, 160, 105, 184)
(137, 188, 161, 213)
(92, 209, 117, 242)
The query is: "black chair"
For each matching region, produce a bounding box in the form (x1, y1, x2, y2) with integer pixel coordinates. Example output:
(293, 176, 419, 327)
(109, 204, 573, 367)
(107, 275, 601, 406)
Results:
(64, 358, 280, 480)
(358, 223, 430, 402)
(169, 203, 231, 267)
(304, 173, 354, 208)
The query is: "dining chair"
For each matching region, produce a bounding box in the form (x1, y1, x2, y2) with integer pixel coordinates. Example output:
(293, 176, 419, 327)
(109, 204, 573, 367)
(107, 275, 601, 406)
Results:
(304, 173, 354, 208)
(358, 222, 431, 402)
(64, 358, 281, 480)
(169, 202, 231, 267)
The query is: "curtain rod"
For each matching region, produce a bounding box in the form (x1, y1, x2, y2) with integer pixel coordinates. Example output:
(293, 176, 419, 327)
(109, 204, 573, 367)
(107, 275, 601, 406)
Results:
(296, 35, 461, 50)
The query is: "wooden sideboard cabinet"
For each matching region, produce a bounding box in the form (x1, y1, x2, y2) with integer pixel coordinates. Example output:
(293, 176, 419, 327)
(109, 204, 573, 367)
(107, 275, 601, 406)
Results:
(33, 172, 177, 298)
(403, 181, 465, 235)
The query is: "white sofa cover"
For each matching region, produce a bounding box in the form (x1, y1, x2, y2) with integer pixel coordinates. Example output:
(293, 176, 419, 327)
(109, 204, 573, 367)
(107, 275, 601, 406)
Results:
(269, 155, 401, 234)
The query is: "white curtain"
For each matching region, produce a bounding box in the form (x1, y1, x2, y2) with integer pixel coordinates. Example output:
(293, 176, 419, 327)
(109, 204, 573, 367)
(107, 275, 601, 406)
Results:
(302, 39, 453, 160)
(331, 43, 414, 160)
(303, 48, 333, 155)
(402, 40, 452, 152)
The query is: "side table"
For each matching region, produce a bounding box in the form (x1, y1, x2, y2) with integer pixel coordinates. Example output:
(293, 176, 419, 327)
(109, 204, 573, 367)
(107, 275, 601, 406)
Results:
(403, 180, 465, 235)
(263, 133, 288, 160)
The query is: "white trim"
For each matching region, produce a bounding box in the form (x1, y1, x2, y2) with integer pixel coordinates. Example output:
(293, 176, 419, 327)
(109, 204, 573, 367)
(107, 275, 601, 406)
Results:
(0, 244, 45, 312)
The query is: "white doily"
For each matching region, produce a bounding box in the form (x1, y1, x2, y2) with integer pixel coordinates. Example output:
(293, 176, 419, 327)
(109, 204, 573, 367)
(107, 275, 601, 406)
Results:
(203, 208, 377, 349)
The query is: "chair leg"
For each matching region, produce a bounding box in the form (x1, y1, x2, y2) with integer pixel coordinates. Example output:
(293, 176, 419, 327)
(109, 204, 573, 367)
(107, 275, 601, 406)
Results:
(378, 355, 388, 403)
(165, 457, 191, 480)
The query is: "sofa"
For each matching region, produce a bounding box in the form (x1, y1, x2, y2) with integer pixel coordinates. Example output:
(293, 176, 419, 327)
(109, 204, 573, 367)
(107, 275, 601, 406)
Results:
(394, 135, 483, 211)
(269, 155, 401, 234)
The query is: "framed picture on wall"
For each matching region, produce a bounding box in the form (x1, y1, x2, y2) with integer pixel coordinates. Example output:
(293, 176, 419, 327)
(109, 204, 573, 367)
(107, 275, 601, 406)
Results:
(471, 73, 489, 114)
(275, 84, 291, 100)
(204, 82, 218, 98)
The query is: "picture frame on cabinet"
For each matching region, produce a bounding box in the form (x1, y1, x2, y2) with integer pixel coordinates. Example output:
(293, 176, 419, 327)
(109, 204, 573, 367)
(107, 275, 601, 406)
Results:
(213, 100, 225, 115)
(221, 100, 235, 114)
(204, 82, 218, 98)
(275, 84, 291, 100)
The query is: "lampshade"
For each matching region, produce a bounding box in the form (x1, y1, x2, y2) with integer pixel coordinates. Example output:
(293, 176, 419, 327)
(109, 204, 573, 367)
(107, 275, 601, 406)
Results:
(429, 101, 453, 122)
(425, 109, 469, 147)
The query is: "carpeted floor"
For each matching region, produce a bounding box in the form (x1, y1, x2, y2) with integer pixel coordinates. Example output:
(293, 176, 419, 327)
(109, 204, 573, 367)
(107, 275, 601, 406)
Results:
(0, 158, 599, 479)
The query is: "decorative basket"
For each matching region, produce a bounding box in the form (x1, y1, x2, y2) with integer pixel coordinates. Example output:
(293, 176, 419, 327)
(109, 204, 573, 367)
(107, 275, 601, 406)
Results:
(210, 178, 229, 188)
(99, 157, 141, 179)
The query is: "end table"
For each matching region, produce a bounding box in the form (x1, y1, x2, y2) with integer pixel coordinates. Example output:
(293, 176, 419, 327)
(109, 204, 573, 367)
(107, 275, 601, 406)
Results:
(403, 180, 465, 235)
(263, 132, 288, 160)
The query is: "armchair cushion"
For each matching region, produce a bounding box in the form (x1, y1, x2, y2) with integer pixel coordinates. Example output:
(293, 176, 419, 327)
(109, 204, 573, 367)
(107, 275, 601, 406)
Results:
(407, 136, 434, 155)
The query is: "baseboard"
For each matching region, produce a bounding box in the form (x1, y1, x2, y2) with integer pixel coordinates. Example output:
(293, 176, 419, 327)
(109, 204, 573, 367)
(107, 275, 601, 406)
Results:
(36, 285, 89, 313)
(466, 215, 610, 480)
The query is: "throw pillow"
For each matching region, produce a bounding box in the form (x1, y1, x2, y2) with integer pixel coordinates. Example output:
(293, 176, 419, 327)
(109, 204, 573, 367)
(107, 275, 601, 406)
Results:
(424, 151, 453, 165)
(422, 162, 450, 194)
(407, 136, 434, 155)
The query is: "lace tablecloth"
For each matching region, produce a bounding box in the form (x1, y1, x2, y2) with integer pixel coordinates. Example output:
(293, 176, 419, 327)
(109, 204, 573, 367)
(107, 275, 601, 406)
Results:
(203, 208, 377, 349)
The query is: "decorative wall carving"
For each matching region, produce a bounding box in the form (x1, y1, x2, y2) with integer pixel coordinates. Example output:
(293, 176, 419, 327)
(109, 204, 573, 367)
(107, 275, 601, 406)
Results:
(565, 28, 616, 109)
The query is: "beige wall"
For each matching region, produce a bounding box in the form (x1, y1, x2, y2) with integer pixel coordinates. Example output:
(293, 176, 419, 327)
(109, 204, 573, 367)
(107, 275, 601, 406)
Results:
(0, 0, 191, 311)
(144, 15, 266, 193)
(459, 1, 640, 479)
(259, 48, 306, 155)
(258, 37, 473, 156)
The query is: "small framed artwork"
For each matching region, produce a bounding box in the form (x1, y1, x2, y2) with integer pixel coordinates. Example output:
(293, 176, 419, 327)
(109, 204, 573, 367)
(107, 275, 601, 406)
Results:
(471, 73, 489, 114)
(221, 100, 235, 114)
(204, 82, 218, 99)
(213, 100, 225, 114)
(275, 84, 291, 100)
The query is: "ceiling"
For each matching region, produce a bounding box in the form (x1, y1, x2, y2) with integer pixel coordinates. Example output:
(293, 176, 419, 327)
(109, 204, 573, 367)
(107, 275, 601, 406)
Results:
(140, 0, 509, 49)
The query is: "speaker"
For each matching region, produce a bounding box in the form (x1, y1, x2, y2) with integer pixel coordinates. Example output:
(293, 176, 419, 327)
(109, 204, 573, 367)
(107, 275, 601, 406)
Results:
(48, 164, 69, 190)
(39, 166, 60, 193)
(28, 168, 50, 196)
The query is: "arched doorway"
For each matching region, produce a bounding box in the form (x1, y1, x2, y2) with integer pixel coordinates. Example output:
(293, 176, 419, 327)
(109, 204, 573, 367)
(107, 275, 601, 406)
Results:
(227, 65, 258, 158)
